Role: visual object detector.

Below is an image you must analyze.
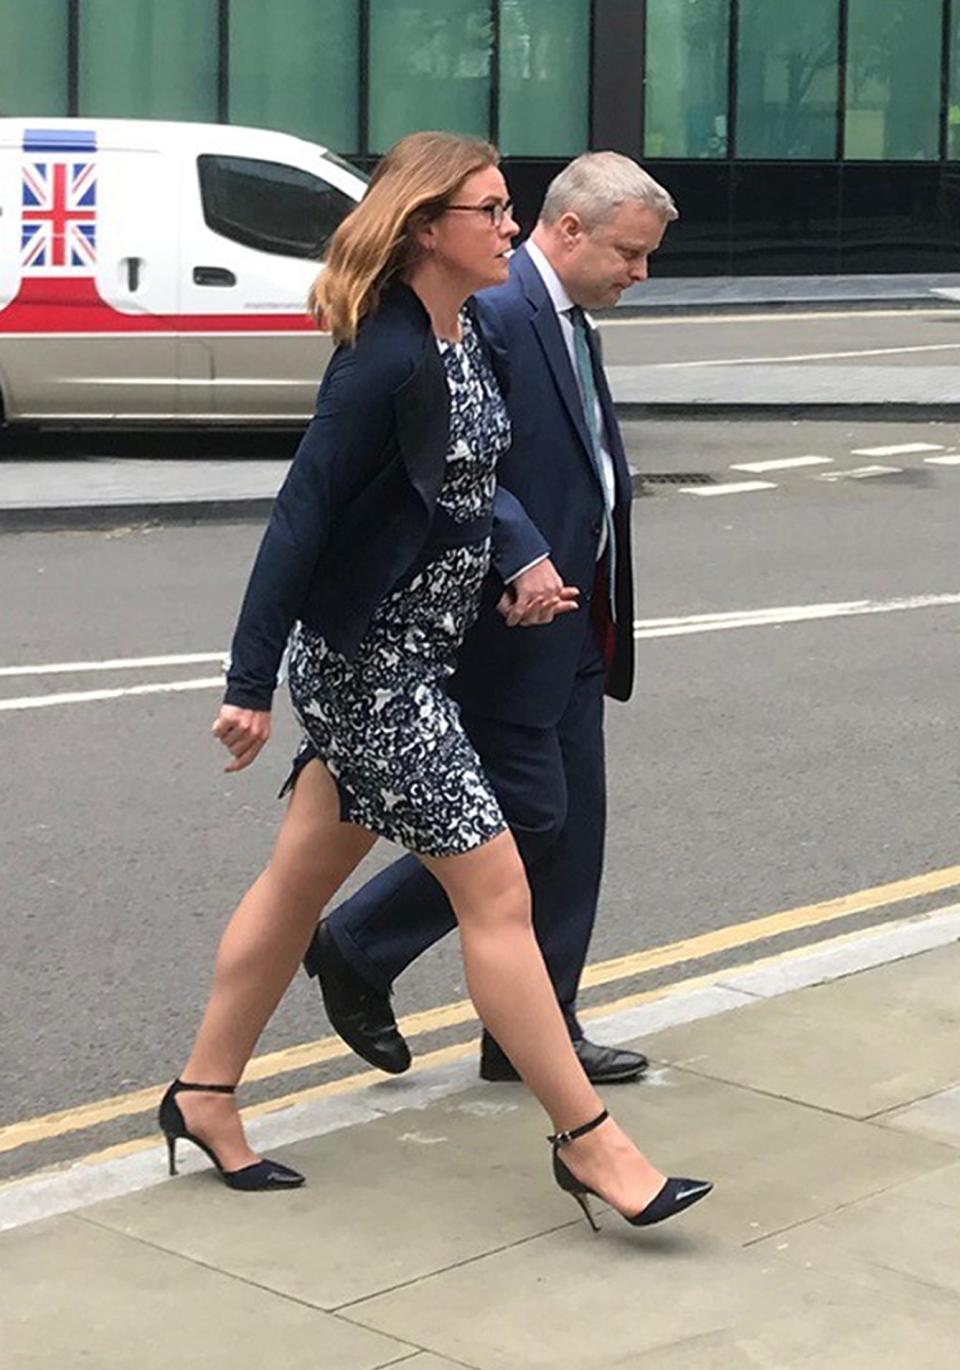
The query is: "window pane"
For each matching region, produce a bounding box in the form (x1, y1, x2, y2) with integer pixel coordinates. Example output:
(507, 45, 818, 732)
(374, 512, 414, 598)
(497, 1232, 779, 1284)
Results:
(949, 5, 960, 158)
(0, 0, 68, 116)
(737, 0, 839, 159)
(645, 0, 729, 159)
(79, 0, 218, 121)
(198, 155, 356, 259)
(498, 0, 589, 156)
(845, 0, 942, 160)
(229, 0, 360, 153)
(369, 0, 492, 154)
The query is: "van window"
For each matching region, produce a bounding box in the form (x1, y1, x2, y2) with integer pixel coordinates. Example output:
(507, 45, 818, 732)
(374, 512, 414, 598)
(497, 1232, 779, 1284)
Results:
(198, 155, 355, 259)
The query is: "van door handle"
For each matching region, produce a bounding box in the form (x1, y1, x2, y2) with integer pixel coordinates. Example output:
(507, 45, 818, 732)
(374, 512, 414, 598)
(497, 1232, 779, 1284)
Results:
(123, 257, 142, 292)
(193, 266, 237, 287)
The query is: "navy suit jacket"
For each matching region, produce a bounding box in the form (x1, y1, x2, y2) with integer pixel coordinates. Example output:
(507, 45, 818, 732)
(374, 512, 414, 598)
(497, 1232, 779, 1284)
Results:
(449, 245, 636, 728)
(224, 282, 548, 711)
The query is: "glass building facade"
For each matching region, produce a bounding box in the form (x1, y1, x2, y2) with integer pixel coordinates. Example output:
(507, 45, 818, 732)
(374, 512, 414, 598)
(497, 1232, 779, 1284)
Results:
(2, 0, 960, 274)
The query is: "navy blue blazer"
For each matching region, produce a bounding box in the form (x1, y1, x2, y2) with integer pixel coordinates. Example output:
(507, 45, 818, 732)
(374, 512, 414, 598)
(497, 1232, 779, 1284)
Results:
(448, 244, 636, 728)
(224, 282, 549, 711)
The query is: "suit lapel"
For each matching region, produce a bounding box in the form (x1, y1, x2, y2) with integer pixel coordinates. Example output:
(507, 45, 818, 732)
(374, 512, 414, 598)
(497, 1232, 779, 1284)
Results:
(513, 247, 596, 468)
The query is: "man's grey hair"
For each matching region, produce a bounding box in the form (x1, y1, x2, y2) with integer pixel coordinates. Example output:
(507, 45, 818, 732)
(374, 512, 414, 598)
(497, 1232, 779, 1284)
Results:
(540, 152, 678, 231)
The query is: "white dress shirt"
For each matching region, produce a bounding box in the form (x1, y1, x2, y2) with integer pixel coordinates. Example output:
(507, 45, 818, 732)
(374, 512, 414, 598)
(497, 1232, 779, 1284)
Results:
(524, 239, 616, 560)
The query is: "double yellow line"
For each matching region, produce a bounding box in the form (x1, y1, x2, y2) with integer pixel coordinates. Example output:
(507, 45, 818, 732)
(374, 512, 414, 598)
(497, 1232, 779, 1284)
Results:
(4, 861, 960, 1163)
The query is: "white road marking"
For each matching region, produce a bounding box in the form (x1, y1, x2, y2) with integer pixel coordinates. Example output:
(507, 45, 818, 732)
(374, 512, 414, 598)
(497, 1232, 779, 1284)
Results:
(815, 465, 902, 482)
(730, 456, 833, 473)
(924, 455, 960, 465)
(633, 592, 960, 639)
(646, 344, 960, 369)
(0, 652, 224, 680)
(598, 307, 960, 328)
(6, 595, 960, 710)
(851, 443, 944, 457)
(0, 677, 223, 712)
(678, 480, 777, 496)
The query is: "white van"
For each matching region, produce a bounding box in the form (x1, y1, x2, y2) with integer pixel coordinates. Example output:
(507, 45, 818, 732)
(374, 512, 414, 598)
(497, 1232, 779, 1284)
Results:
(0, 118, 367, 431)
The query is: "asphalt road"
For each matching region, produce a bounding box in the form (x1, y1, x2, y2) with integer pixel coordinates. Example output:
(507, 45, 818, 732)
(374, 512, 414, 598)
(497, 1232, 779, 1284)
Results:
(4, 411, 960, 1179)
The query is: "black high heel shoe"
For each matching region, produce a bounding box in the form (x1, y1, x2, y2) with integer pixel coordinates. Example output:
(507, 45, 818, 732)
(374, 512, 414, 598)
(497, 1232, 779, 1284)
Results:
(158, 1079, 305, 1191)
(549, 1108, 712, 1232)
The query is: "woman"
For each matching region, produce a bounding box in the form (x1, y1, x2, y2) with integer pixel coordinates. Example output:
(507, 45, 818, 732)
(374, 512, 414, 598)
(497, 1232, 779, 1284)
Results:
(160, 131, 710, 1230)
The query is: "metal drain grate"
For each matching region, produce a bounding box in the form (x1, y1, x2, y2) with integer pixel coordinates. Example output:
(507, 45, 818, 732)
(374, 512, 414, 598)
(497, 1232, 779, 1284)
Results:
(639, 472, 717, 485)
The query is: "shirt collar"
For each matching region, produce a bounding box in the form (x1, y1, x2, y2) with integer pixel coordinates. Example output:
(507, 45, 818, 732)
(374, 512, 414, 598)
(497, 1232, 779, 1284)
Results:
(524, 238, 575, 317)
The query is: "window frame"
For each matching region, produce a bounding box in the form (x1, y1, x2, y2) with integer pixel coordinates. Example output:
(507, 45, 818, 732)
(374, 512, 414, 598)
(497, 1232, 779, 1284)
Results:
(197, 153, 357, 260)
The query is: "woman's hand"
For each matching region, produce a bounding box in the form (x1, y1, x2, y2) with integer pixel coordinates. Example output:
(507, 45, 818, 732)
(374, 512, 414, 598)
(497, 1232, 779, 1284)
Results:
(211, 705, 271, 772)
(497, 558, 580, 628)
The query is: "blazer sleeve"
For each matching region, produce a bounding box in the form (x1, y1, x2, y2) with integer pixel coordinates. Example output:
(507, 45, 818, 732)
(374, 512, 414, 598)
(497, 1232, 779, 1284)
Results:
(491, 486, 550, 583)
(475, 293, 552, 583)
(223, 345, 404, 711)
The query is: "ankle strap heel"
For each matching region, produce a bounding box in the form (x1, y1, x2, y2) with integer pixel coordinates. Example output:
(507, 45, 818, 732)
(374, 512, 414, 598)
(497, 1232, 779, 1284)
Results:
(547, 1108, 609, 1150)
(546, 1107, 713, 1233)
(547, 1109, 609, 1235)
(171, 1079, 237, 1095)
(157, 1078, 305, 1192)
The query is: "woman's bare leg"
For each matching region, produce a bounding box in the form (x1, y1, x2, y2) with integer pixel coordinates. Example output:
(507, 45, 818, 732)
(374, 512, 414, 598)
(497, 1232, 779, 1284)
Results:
(423, 829, 667, 1218)
(176, 760, 376, 1170)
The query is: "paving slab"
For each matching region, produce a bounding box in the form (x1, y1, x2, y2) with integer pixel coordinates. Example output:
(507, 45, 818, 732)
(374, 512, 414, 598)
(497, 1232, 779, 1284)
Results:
(5, 940, 960, 1368)
(0, 457, 286, 530)
(641, 1245, 960, 1369)
(756, 1178, 960, 1301)
(583, 1063, 954, 1245)
(876, 1083, 960, 1150)
(0, 458, 288, 509)
(343, 1219, 960, 1370)
(401, 1358, 481, 1370)
(607, 362, 960, 410)
(0, 1212, 409, 1370)
(642, 943, 960, 1119)
(80, 1089, 567, 1310)
(78, 1062, 955, 1302)
(624, 1265, 960, 1370)
(881, 1159, 960, 1211)
(613, 273, 960, 313)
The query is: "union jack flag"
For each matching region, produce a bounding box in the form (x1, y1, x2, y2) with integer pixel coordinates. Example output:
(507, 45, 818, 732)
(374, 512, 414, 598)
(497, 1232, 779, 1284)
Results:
(21, 157, 97, 272)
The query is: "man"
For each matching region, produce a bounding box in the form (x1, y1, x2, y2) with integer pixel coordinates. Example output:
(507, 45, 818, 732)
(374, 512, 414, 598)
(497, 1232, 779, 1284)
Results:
(304, 152, 678, 1084)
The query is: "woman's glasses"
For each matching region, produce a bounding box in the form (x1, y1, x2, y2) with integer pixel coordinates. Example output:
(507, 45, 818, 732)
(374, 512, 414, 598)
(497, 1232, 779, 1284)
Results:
(444, 200, 514, 228)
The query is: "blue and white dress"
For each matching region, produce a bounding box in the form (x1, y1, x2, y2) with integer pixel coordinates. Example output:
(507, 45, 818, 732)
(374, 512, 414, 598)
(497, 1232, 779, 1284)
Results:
(285, 312, 510, 857)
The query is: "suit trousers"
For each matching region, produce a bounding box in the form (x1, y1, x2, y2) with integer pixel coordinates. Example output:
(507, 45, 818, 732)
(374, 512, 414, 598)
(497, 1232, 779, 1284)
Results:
(325, 625, 608, 1038)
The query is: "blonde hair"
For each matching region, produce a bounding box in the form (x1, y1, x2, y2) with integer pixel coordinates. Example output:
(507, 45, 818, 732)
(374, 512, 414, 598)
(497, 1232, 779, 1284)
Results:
(310, 131, 499, 345)
(541, 152, 678, 231)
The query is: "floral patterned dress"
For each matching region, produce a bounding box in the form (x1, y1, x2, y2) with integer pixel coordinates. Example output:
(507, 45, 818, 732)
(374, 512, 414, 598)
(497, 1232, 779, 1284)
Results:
(284, 311, 511, 857)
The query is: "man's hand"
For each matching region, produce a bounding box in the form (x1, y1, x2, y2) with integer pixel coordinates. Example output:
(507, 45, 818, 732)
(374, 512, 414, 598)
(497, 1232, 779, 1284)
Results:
(212, 705, 271, 772)
(497, 558, 580, 628)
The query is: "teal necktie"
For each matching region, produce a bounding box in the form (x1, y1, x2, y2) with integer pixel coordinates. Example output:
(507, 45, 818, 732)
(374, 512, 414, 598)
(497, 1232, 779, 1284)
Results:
(570, 305, 616, 619)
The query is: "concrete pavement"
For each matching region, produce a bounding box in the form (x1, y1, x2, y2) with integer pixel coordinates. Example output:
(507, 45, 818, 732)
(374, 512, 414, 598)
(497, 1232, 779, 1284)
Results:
(0, 456, 281, 530)
(3, 910, 960, 1368)
(616, 270, 960, 313)
(609, 272, 960, 416)
(609, 361, 960, 417)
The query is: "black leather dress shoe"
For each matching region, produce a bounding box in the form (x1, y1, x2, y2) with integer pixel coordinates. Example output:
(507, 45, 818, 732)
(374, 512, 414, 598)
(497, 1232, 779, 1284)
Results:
(303, 923, 411, 1075)
(480, 1033, 648, 1084)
